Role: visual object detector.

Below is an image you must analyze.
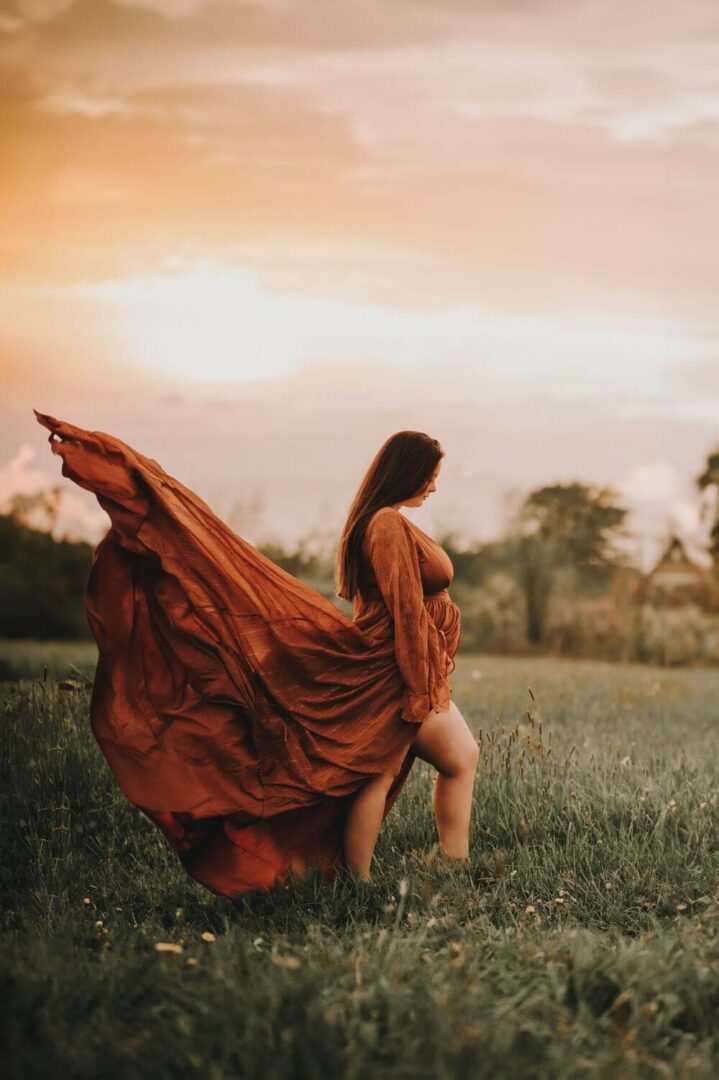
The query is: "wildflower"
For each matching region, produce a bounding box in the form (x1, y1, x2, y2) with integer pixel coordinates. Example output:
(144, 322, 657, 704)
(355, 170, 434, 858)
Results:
(154, 942, 183, 954)
(200, 931, 216, 942)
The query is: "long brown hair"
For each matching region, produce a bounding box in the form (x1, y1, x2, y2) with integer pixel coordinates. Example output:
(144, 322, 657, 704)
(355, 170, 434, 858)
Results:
(335, 430, 444, 602)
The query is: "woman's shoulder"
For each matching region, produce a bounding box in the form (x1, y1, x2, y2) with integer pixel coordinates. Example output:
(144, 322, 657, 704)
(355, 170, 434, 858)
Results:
(371, 507, 427, 538)
(365, 506, 409, 544)
(367, 506, 406, 529)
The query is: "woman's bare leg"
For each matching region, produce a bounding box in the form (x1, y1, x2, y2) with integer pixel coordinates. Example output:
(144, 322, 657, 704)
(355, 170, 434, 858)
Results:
(411, 700, 479, 859)
(342, 701, 477, 879)
(343, 768, 397, 881)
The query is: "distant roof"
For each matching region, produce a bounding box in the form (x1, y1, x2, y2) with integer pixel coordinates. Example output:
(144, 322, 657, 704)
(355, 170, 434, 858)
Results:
(649, 534, 707, 580)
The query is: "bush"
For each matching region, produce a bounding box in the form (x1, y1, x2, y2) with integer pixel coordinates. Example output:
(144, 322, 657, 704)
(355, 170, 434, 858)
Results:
(546, 597, 632, 662)
(452, 573, 528, 654)
(635, 603, 719, 666)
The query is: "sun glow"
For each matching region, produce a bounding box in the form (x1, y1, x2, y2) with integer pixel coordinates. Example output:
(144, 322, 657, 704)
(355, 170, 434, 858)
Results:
(57, 262, 704, 393)
(77, 266, 304, 382)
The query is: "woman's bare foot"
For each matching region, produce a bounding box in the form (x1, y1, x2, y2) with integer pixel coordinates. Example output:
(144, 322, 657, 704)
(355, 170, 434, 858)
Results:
(424, 842, 470, 869)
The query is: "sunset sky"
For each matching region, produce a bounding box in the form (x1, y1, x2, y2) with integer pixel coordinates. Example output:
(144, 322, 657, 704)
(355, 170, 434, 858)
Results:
(1, 0, 718, 565)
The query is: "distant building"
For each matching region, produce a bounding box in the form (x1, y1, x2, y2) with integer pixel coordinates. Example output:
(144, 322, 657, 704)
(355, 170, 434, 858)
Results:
(645, 536, 714, 608)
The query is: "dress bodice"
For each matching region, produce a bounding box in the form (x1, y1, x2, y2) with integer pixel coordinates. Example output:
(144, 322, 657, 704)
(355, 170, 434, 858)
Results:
(356, 512, 454, 600)
(353, 509, 462, 702)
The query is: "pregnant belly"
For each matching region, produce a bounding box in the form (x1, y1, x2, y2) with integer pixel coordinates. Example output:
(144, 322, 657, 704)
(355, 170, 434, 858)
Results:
(354, 589, 461, 661)
(423, 590, 461, 660)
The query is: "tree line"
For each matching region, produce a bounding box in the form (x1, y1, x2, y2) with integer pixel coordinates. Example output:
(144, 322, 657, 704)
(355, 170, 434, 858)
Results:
(2, 446, 718, 647)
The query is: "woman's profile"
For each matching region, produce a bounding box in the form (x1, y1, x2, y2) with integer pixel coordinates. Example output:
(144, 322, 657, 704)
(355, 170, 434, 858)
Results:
(34, 410, 478, 895)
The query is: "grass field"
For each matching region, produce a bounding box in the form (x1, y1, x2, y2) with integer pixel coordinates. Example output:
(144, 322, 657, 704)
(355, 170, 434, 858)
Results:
(2, 652, 719, 1078)
(0, 638, 98, 682)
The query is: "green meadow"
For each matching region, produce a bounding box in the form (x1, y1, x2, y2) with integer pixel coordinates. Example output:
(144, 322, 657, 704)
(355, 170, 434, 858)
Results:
(2, 650, 719, 1078)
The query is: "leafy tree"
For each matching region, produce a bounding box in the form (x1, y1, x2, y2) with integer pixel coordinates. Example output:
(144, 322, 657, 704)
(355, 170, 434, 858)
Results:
(510, 483, 628, 646)
(517, 483, 628, 564)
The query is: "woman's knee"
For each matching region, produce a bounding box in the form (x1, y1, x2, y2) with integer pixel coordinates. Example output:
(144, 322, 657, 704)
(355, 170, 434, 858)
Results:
(439, 738, 479, 778)
(412, 703, 479, 777)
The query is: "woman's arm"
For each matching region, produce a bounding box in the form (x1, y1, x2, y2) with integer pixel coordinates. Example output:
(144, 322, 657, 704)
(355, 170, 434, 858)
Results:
(364, 508, 451, 724)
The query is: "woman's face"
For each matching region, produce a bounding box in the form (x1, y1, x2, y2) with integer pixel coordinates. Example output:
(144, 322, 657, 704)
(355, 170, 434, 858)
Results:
(394, 458, 443, 509)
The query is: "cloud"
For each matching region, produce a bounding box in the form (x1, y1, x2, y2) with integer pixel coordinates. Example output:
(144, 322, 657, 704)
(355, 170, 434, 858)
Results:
(0, 443, 47, 497)
(6, 0, 76, 24)
(2, 52, 718, 322)
(0, 0, 717, 319)
(0, 68, 369, 283)
(0, 0, 717, 294)
(619, 462, 680, 503)
(3, 0, 461, 57)
(669, 358, 719, 398)
(2, 0, 719, 555)
(614, 458, 719, 567)
(0, 442, 109, 539)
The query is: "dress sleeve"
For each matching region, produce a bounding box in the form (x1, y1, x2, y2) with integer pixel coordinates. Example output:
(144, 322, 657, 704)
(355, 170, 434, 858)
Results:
(363, 508, 452, 725)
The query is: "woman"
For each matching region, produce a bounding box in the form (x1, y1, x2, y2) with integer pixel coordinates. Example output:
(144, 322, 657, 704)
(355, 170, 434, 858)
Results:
(338, 434, 478, 880)
(34, 411, 478, 895)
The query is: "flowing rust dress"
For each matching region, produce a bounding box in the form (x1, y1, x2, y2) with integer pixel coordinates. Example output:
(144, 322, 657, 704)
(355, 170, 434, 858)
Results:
(35, 411, 461, 897)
